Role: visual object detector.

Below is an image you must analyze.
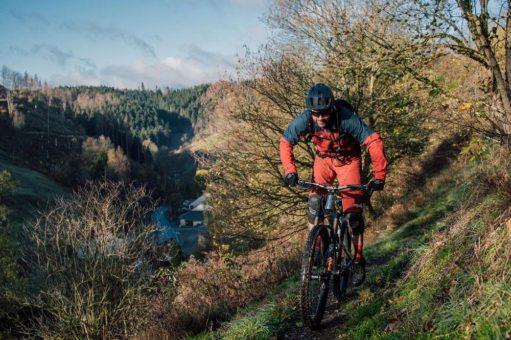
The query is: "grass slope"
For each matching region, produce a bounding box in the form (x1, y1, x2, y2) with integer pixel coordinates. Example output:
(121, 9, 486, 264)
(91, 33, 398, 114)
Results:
(201, 144, 511, 339)
(0, 150, 67, 223)
(190, 278, 299, 340)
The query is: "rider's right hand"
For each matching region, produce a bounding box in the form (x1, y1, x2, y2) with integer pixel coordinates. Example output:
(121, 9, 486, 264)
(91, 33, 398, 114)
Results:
(369, 179, 385, 191)
(284, 172, 299, 187)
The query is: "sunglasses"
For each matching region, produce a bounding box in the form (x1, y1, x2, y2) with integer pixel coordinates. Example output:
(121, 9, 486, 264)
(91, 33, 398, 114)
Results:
(311, 109, 331, 117)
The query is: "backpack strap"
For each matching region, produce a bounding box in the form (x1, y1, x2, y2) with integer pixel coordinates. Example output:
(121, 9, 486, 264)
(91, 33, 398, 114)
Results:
(334, 99, 354, 111)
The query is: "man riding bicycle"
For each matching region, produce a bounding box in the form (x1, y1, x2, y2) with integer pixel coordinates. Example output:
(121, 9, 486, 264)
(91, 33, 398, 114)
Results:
(279, 83, 387, 286)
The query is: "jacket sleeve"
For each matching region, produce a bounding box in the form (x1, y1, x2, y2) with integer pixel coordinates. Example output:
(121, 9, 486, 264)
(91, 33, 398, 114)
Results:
(340, 107, 387, 180)
(280, 137, 297, 174)
(362, 132, 387, 180)
(279, 111, 310, 175)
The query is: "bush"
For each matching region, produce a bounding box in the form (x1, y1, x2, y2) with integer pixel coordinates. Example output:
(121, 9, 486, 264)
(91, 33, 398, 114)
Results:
(0, 171, 24, 335)
(144, 235, 303, 338)
(23, 180, 157, 338)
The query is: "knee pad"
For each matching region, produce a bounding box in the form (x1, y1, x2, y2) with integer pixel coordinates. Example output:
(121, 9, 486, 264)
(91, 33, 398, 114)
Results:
(307, 195, 324, 224)
(346, 212, 365, 235)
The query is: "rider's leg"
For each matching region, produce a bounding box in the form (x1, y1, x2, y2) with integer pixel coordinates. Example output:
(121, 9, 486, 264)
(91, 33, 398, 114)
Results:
(308, 156, 336, 229)
(334, 157, 363, 215)
(346, 212, 365, 261)
(307, 194, 324, 229)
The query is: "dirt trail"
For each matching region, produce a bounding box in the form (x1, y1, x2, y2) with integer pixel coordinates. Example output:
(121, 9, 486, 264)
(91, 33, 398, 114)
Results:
(279, 233, 390, 339)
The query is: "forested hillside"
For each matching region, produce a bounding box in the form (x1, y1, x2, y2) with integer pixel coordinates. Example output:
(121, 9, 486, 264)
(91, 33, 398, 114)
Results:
(169, 0, 511, 338)
(0, 75, 212, 337)
(0, 70, 209, 200)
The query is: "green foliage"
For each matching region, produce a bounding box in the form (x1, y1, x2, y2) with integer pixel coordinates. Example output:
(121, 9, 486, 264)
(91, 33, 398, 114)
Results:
(0, 171, 24, 331)
(1, 79, 208, 199)
(223, 318, 273, 340)
(194, 169, 208, 191)
(60, 84, 209, 147)
(196, 277, 299, 340)
(0, 171, 17, 196)
(428, 88, 442, 97)
(459, 136, 492, 161)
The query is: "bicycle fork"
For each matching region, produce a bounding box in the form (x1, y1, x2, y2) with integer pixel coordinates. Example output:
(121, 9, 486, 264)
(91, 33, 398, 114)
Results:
(322, 242, 337, 278)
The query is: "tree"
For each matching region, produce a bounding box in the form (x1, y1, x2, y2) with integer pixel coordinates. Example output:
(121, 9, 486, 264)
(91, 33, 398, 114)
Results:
(378, 0, 511, 138)
(1, 66, 12, 88)
(82, 135, 112, 178)
(204, 1, 430, 245)
(107, 146, 131, 180)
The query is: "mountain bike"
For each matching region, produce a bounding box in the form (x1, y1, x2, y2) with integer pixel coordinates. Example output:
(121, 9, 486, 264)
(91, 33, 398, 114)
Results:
(297, 179, 370, 330)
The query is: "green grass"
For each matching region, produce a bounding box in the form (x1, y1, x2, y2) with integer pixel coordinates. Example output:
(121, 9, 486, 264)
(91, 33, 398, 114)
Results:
(190, 276, 299, 340)
(0, 153, 67, 223)
(0, 156, 66, 199)
(191, 146, 511, 339)
(336, 159, 511, 339)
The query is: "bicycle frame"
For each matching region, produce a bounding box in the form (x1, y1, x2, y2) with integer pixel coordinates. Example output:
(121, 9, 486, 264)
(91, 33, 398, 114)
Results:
(296, 179, 370, 329)
(300, 179, 366, 269)
(310, 188, 353, 279)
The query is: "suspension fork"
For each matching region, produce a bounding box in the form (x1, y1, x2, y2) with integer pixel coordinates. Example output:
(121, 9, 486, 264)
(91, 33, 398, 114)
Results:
(323, 214, 340, 276)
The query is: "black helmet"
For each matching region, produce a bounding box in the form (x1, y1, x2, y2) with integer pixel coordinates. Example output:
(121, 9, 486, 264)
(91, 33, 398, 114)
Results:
(305, 83, 334, 111)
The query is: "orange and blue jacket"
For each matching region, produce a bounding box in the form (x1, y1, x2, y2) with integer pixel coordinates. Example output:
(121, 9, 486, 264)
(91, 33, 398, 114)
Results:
(279, 100, 387, 180)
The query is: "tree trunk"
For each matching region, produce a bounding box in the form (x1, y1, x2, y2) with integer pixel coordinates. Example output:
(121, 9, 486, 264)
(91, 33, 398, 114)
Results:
(505, 3, 511, 87)
(462, 7, 511, 118)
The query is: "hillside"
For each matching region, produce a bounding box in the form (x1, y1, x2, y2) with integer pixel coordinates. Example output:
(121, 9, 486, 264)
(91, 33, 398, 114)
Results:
(197, 139, 511, 339)
(0, 81, 210, 202)
(0, 150, 67, 223)
(3, 0, 511, 338)
(0, 81, 214, 338)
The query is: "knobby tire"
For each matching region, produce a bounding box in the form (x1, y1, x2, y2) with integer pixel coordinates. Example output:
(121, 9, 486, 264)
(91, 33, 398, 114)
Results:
(299, 224, 330, 330)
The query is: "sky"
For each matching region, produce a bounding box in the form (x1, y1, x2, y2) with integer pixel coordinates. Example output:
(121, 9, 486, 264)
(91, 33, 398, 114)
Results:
(0, 0, 271, 89)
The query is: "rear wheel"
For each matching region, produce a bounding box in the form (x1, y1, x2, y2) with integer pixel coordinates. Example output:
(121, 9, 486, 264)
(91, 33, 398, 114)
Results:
(299, 224, 330, 330)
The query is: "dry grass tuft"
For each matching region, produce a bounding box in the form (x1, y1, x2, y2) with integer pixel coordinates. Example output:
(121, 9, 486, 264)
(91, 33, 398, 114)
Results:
(143, 232, 304, 338)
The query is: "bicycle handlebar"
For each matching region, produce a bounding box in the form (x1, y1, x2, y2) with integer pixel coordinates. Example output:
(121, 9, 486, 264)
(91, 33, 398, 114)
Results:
(296, 179, 370, 192)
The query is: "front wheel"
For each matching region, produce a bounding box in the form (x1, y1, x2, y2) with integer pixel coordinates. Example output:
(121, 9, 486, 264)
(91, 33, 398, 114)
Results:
(299, 224, 331, 330)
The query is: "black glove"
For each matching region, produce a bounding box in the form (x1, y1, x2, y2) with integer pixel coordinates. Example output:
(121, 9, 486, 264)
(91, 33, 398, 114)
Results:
(284, 173, 299, 187)
(370, 179, 385, 191)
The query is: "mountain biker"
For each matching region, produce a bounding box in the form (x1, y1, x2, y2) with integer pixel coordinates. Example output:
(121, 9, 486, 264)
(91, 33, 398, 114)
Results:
(279, 83, 387, 286)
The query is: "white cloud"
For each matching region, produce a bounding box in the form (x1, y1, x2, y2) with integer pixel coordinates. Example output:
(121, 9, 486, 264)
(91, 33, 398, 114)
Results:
(59, 21, 157, 58)
(48, 46, 236, 89)
(49, 69, 102, 87)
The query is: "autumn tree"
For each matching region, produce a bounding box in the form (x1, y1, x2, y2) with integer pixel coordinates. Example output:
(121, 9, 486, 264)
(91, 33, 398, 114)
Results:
(204, 1, 431, 247)
(107, 146, 131, 180)
(377, 0, 511, 138)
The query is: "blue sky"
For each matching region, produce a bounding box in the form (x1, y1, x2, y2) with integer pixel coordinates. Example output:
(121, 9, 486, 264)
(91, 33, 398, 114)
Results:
(0, 0, 271, 89)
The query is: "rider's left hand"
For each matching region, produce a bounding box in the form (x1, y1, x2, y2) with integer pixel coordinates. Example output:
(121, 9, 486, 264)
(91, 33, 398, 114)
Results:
(284, 172, 298, 187)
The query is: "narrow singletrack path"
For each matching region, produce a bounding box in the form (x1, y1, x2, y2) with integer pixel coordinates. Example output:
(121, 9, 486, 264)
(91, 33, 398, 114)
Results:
(279, 237, 392, 339)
